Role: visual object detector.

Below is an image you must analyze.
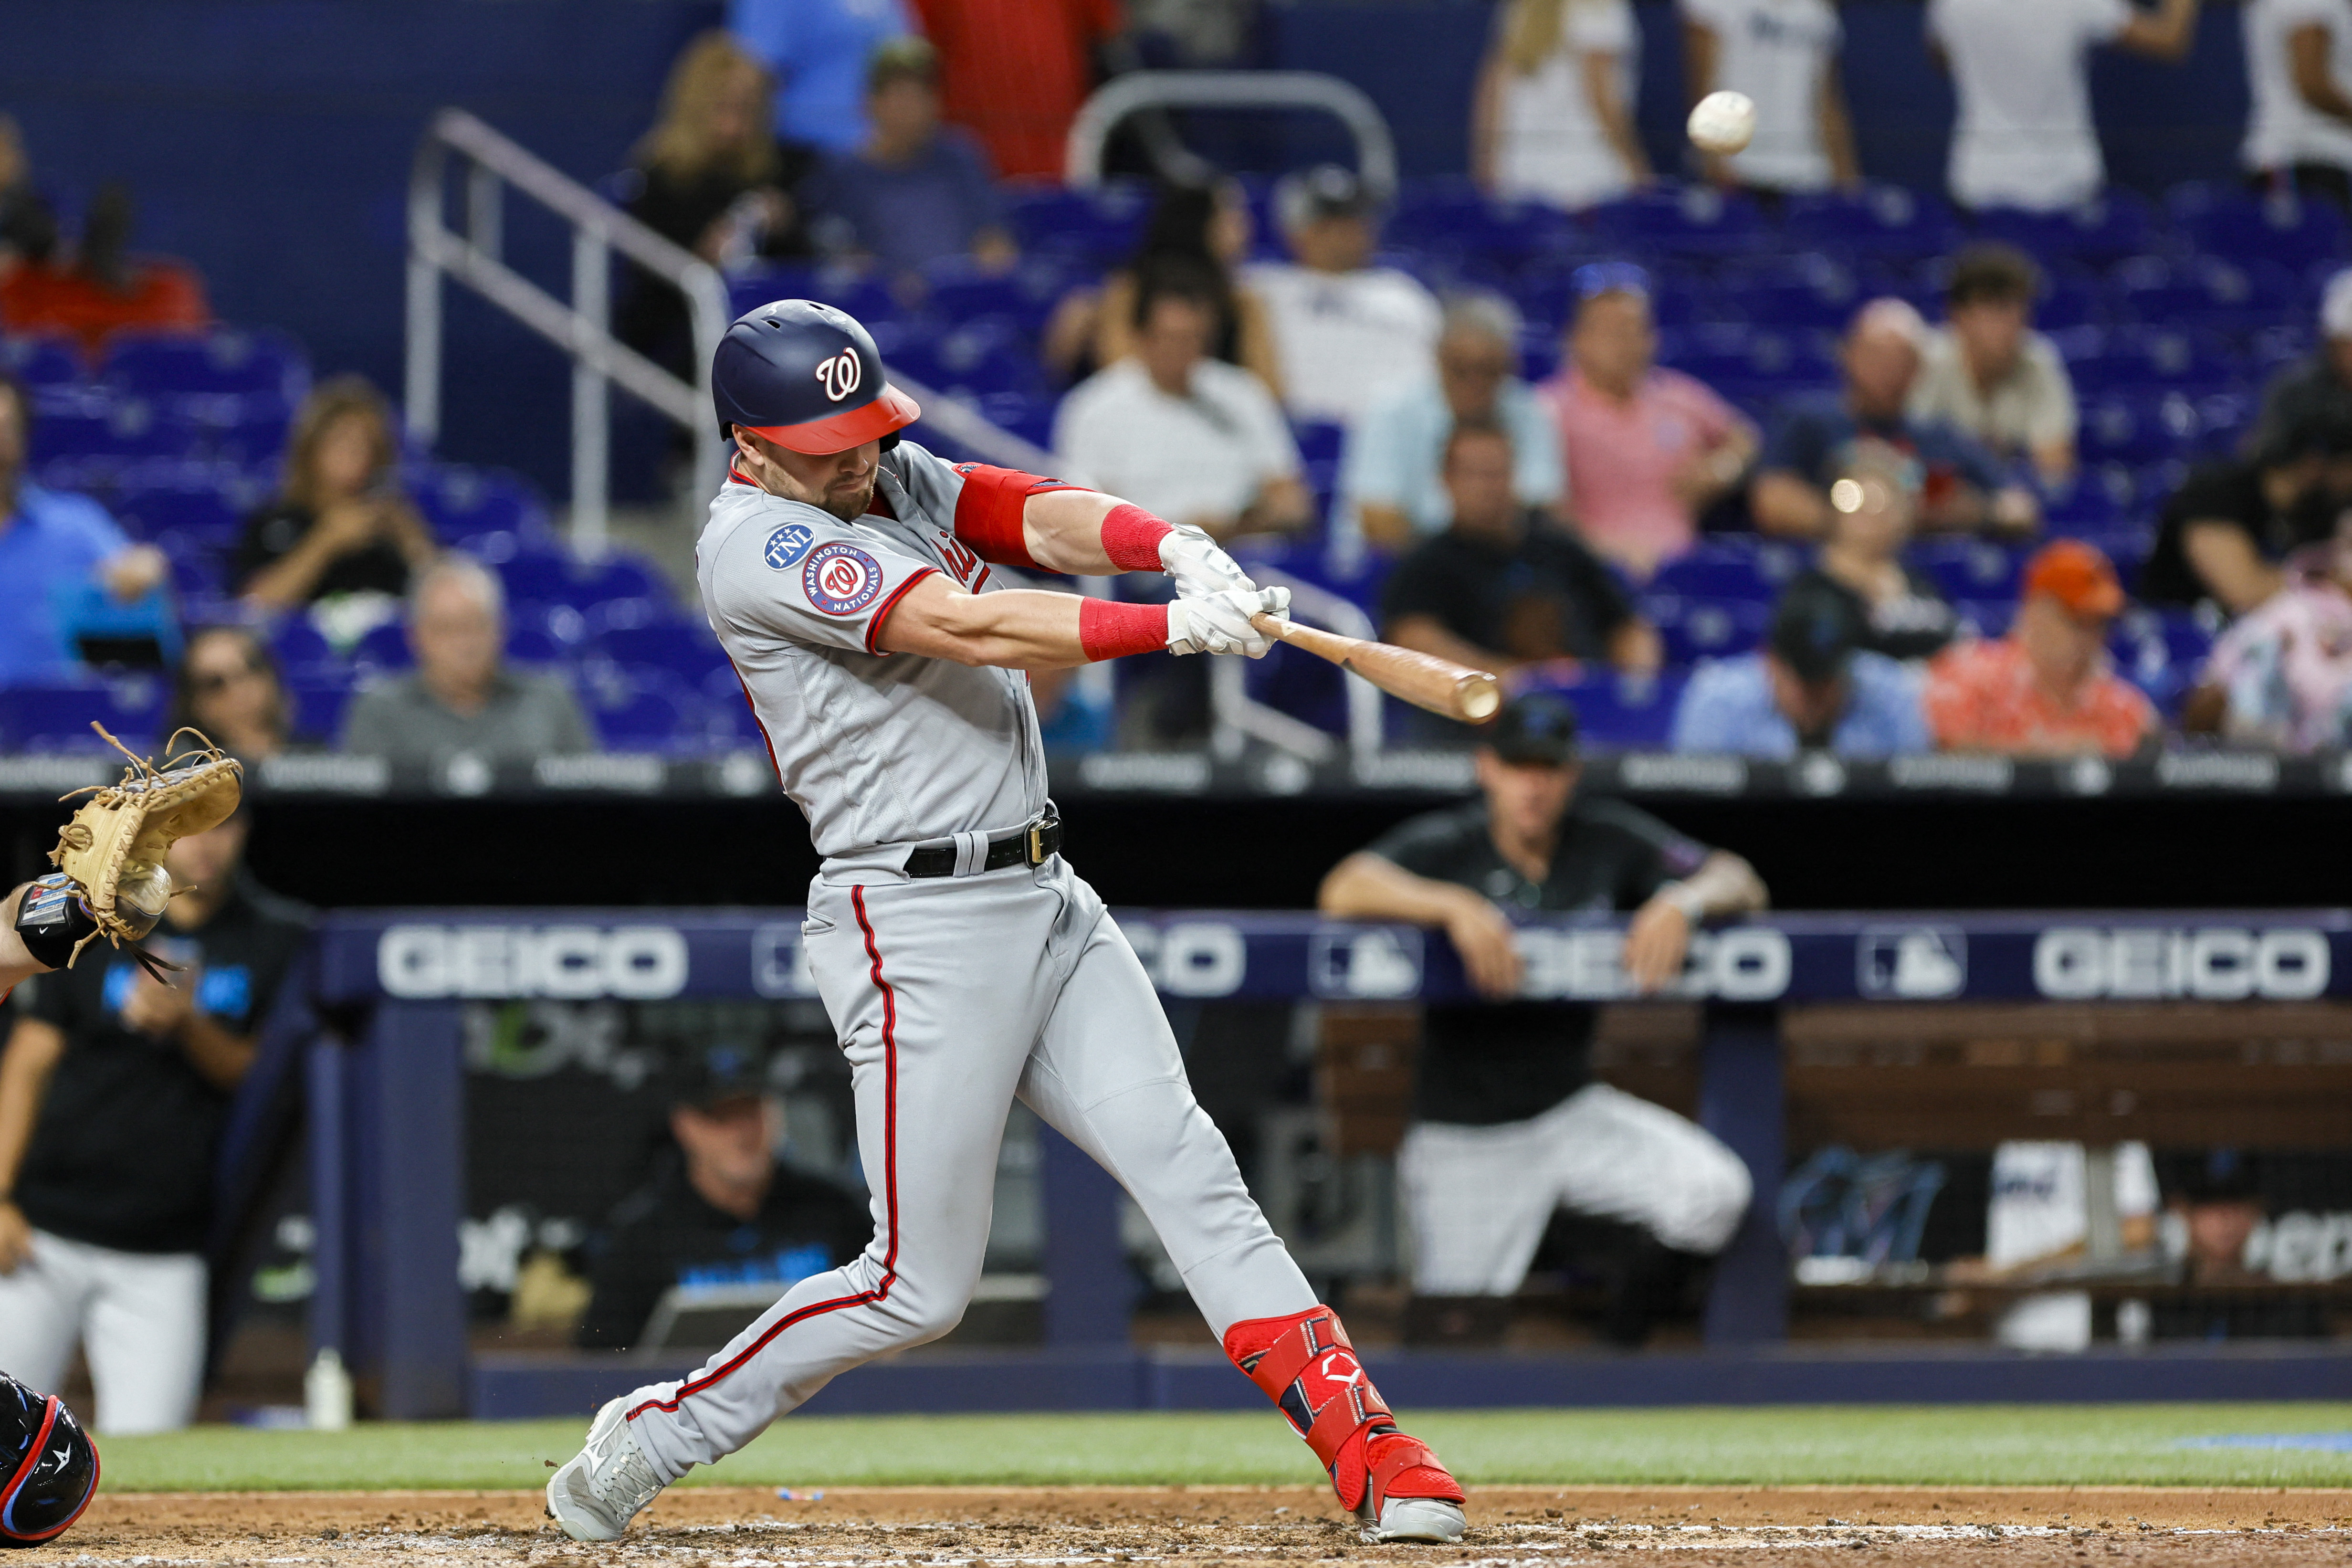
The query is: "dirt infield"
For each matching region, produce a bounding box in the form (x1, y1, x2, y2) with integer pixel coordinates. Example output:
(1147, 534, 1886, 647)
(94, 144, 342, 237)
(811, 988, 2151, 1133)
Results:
(19, 1486, 2351, 1568)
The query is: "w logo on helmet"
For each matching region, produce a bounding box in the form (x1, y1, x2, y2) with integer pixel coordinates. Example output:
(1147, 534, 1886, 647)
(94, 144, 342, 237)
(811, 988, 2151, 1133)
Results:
(813, 347, 863, 403)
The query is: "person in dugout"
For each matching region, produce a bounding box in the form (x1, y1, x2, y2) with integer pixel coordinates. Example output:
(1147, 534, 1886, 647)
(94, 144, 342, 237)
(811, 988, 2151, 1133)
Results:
(1317, 694, 1767, 1345)
(576, 1044, 871, 1352)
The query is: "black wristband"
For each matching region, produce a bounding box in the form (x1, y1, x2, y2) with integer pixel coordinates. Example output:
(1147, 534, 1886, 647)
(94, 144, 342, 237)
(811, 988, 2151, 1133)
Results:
(14, 874, 97, 971)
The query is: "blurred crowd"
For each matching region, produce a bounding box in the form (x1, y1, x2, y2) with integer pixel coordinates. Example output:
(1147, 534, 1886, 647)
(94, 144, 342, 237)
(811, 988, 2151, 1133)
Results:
(8, 0, 2352, 766)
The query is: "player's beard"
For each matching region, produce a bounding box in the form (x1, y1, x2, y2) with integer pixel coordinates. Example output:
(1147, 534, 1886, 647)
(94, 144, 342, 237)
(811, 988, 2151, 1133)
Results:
(819, 471, 876, 522)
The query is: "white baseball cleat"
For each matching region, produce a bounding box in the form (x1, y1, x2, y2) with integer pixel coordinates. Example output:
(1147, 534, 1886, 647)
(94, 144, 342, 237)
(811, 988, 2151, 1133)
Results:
(545, 1397, 671, 1541)
(1365, 1495, 1468, 1544)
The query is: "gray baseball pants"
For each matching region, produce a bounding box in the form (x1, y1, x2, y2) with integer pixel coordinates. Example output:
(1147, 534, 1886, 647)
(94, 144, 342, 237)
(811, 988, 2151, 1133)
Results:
(622, 857, 1315, 1480)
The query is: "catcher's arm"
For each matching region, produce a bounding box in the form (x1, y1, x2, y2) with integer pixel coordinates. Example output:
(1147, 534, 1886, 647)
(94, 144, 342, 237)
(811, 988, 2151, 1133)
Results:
(0, 883, 60, 997)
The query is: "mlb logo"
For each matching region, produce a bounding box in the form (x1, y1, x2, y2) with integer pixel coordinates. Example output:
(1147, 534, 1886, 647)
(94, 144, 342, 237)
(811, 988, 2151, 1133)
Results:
(1308, 928, 1423, 1000)
(1857, 926, 1967, 1000)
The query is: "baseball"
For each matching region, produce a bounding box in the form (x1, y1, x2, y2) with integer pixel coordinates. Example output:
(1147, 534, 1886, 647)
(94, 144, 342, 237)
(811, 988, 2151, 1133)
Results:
(1688, 89, 1757, 155)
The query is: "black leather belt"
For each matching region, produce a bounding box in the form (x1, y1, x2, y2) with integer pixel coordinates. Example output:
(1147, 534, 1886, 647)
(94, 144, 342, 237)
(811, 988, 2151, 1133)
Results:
(904, 812, 1063, 878)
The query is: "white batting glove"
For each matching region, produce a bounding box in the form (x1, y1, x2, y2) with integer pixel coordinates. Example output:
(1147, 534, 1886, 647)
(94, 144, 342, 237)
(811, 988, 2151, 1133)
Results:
(1167, 586, 1291, 658)
(1159, 525, 1258, 599)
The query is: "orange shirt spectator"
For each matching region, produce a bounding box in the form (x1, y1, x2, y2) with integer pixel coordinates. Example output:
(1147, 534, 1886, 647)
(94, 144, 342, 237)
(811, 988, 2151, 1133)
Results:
(907, 0, 1122, 180)
(1924, 541, 2155, 757)
(1540, 266, 1755, 580)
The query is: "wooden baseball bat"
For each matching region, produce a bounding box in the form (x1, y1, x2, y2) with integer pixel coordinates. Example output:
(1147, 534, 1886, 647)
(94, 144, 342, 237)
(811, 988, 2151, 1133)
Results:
(1251, 615, 1502, 723)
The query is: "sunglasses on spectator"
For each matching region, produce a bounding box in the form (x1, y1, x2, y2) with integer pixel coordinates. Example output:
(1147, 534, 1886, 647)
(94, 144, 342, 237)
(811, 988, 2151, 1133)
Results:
(1573, 262, 1651, 301)
(193, 660, 269, 695)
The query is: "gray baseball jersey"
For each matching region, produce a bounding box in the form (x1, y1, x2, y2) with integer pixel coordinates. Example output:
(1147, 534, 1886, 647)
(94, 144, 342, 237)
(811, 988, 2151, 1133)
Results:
(621, 444, 1320, 1484)
(696, 440, 1047, 864)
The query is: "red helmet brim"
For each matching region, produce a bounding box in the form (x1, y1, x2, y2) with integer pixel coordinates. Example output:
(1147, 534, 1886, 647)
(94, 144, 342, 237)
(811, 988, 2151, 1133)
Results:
(740, 383, 922, 454)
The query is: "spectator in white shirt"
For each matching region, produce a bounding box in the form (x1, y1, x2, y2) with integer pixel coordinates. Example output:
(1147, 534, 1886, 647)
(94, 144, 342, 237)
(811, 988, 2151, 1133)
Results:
(1908, 243, 2080, 484)
(1053, 263, 1312, 542)
(1679, 0, 1860, 194)
(1926, 0, 2199, 211)
(1474, 0, 1650, 210)
(1339, 293, 1566, 557)
(1244, 166, 1443, 426)
(2243, 0, 2352, 207)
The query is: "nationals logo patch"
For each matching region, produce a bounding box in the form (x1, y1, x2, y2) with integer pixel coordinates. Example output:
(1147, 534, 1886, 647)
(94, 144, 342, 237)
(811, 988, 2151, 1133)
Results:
(802, 542, 885, 616)
(764, 523, 816, 570)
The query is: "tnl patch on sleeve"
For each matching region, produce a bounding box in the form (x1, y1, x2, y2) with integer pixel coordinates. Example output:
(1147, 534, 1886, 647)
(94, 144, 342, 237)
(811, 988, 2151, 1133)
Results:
(802, 543, 887, 617)
(765, 524, 817, 569)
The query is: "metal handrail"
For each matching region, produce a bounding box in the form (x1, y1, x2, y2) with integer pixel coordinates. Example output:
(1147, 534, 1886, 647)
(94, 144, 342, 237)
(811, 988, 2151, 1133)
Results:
(408, 109, 1059, 555)
(1209, 570, 1383, 767)
(1064, 72, 1399, 203)
(408, 109, 731, 557)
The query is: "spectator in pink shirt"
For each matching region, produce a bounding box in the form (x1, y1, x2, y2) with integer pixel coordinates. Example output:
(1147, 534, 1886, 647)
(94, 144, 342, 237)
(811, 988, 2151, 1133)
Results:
(1541, 264, 1758, 580)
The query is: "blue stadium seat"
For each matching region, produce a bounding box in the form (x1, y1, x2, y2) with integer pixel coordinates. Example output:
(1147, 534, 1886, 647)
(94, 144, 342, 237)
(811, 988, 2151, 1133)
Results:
(494, 547, 583, 606)
(102, 328, 309, 401)
(886, 316, 1047, 400)
(108, 483, 247, 545)
(410, 464, 548, 543)
(1649, 541, 1802, 600)
(2169, 184, 2349, 272)
(1641, 593, 1772, 664)
(178, 391, 295, 467)
(923, 256, 1069, 337)
(1911, 538, 2024, 601)
(1656, 324, 1836, 405)
(582, 670, 697, 752)
(509, 600, 590, 651)
(2059, 327, 2241, 395)
(2078, 392, 2196, 466)
(283, 672, 354, 744)
(351, 621, 413, 670)
(1005, 181, 1148, 266)
(1587, 185, 1767, 258)
(1293, 421, 1346, 468)
(572, 552, 671, 606)
(1952, 599, 2014, 638)
(2111, 255, 2302, 334)
(27, 393, 199, 465)
(1783, 185, 1961, 261)
(1, 335, 83, 388)
(1711, 254, 1860, 332)
(1525, 669, 1690, 751)
(269, 615, 340, 671)
(729, 263, 901, 330)
(597, 621, 729, 684)
(1971, 192, 2155, 267)
(0, 676, 167, 752)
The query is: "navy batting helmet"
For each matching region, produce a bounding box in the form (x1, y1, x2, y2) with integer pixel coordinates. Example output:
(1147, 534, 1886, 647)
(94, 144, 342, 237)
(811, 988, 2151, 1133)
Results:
(0, 1374, 97, 1548)
(712, 299, 922, 454)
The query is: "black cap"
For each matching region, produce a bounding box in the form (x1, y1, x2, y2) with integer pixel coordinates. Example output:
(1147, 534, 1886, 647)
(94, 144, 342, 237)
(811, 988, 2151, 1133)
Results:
(669, 1042, 768, 1110)
(1485, 693, 1580, 764)
(1767, 578, 1864, 685)
(1278, 164, 1374, 229)
(2257, 395, 2352, 469)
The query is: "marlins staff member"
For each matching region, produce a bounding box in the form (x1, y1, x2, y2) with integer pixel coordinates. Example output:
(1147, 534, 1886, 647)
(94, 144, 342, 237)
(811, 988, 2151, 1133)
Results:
(1318, 695, 1764, 1339)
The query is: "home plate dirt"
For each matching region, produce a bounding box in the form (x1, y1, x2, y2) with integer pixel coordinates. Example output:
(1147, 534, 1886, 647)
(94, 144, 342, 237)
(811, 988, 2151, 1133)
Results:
(21, 1487, 2351, 1568)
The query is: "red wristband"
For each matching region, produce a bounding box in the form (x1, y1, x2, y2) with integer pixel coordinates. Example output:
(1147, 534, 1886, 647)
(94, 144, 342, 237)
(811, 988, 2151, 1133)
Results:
(1100, 503, 1173, 572)
(1078, 597, 1171, 662)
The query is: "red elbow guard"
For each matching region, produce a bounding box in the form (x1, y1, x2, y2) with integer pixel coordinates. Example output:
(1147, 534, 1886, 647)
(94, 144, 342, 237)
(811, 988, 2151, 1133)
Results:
(1078, 598, 1171, 662)
(951, 464, 1086, 570)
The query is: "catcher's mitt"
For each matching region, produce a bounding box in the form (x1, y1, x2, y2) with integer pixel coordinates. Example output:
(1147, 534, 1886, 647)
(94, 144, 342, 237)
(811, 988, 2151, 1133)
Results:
(36, 724, 243, 977)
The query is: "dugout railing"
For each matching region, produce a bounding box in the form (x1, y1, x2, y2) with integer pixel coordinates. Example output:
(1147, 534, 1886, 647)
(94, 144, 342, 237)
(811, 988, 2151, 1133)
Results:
(295, 910, 2352, 1418)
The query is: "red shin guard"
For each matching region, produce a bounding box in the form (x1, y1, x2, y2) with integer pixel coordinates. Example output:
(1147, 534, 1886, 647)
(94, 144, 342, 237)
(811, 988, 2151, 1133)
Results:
(1222, 1307, 1465, 1517)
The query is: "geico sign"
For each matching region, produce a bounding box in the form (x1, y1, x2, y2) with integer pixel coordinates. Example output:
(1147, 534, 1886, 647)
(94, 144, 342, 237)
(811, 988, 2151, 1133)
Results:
(1516, 926, 1791, 1001)
(1124, 920, 1248, 997)
(2033, 926, 2331, 1000)
(378, 925, 690, 1000)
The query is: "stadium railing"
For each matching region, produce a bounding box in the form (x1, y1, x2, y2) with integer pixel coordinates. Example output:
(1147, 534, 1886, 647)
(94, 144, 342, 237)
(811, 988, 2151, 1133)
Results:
(293, 907, 2352, 1418)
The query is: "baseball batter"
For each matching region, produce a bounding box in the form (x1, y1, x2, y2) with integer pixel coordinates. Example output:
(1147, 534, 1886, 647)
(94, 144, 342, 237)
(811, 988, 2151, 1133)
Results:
(545, 302, 1467, 1545)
